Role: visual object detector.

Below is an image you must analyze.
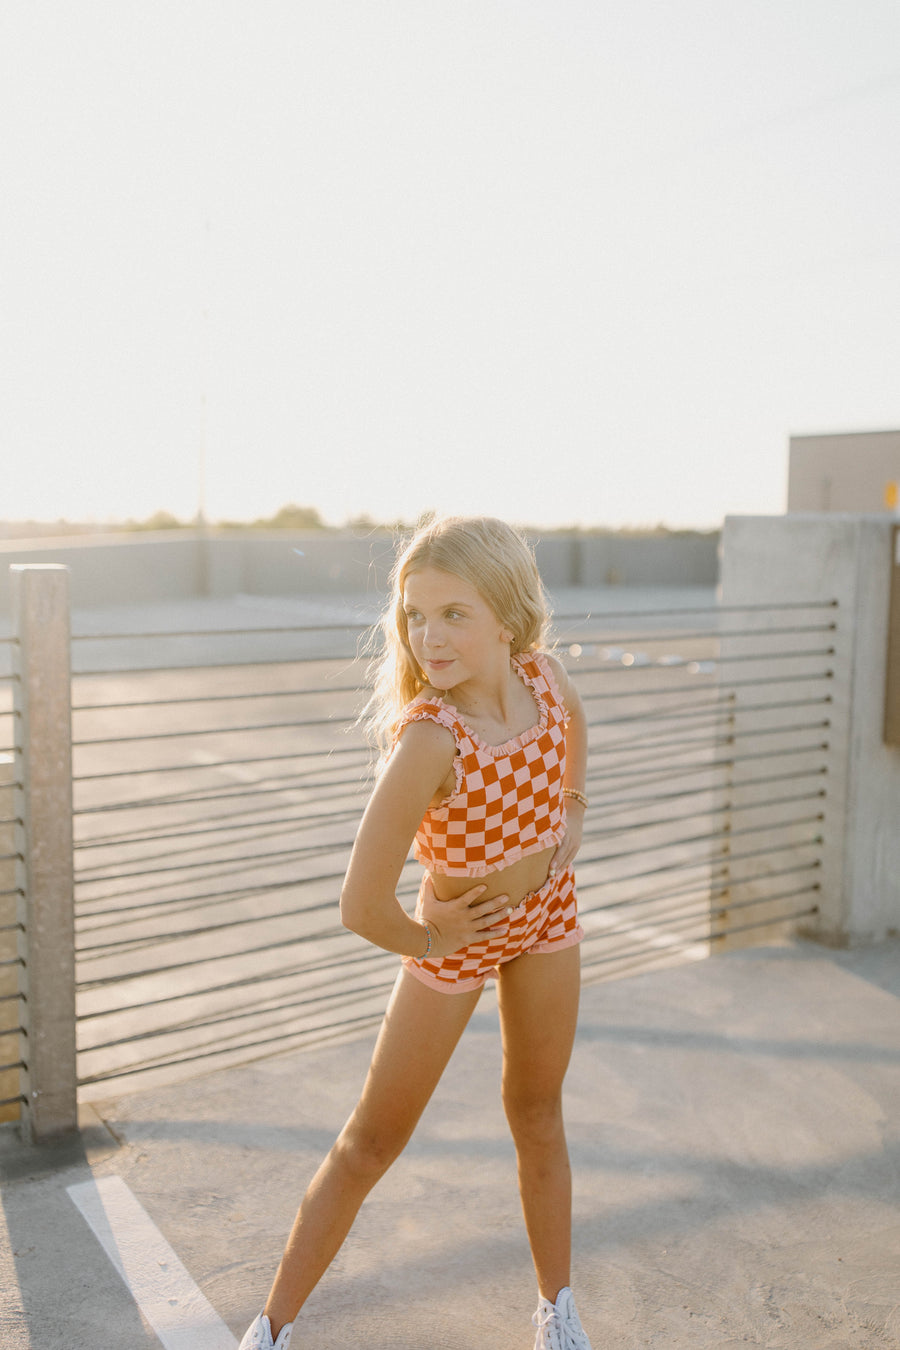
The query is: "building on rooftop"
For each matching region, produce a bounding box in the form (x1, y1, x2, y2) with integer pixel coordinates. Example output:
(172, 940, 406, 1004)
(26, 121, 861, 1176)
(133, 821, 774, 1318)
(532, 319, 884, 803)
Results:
(788, 429, 900, 513)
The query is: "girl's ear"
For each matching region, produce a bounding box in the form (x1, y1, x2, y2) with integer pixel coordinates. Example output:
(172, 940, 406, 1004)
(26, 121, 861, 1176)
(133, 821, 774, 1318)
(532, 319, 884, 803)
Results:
(500, 627, 515, 644)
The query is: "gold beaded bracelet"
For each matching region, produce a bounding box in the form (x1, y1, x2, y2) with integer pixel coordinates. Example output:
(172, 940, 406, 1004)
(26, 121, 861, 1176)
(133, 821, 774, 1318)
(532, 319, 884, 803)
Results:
(563, 788, 589, 809)
(419, 920, 435, 959)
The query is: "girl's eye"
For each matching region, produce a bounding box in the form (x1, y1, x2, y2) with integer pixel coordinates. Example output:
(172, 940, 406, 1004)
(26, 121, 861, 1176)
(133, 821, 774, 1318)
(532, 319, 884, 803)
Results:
(446, 609, 463, 620)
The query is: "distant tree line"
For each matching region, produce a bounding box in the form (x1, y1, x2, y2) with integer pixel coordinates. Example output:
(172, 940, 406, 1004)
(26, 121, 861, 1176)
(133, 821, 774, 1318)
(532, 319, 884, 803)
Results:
(1, 507, 718, 540)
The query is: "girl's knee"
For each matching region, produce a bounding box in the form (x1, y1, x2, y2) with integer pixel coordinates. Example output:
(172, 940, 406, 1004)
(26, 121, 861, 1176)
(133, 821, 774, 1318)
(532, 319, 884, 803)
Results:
(502, 1086, 565, 1148)
(336, 1114, 410, 1182)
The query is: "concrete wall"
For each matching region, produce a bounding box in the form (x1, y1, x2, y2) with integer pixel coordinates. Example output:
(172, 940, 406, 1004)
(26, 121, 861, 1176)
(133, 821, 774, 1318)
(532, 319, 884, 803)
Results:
(720, 514, 900, 945)
(0, 752, 19, 1123)
(788, 430, 900, 512)
(576, 532, 720, 586)
(0, 529, 721, 617)
(0, 533, 206, 614)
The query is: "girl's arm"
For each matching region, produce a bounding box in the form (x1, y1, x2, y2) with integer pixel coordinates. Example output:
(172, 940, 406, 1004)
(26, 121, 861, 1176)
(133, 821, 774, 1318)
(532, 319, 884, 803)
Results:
(340, 719, 508, 958)
(545, 653, 589, 874)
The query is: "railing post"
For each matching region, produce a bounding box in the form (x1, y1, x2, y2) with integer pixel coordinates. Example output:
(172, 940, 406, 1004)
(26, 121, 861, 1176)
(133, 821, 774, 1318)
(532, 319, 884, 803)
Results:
(720, 515, 900, 946)
(12, 564, 77, 1142)
(0, 744, 23, 1123)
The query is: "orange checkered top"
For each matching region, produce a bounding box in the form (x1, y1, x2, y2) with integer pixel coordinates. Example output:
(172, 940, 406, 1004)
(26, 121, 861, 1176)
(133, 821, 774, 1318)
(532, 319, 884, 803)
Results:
(393, 650, 568, 877)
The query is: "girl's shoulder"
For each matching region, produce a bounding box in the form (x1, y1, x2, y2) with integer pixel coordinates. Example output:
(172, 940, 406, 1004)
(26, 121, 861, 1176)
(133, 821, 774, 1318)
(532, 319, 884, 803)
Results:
(393, 691, 462, 742)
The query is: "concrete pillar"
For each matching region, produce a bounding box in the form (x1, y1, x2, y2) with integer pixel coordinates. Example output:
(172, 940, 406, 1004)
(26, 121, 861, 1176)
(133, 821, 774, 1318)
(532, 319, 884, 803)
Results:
(720, 516, 900, 945)
(0, 746, 23, 1123)
(11, 565, 77, 1141)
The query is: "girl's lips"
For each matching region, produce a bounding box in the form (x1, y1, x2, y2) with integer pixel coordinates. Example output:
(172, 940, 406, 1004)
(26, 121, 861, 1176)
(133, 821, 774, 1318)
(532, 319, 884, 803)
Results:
(426, 659, 453, 669)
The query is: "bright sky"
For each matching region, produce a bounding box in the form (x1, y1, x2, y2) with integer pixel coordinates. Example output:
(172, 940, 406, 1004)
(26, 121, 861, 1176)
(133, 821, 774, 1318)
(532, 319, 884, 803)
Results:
(2, 2, 899, 529)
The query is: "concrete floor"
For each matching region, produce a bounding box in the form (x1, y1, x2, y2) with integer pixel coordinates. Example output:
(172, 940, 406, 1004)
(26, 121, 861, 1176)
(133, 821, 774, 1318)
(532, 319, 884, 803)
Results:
(2, 937, 899, 1350)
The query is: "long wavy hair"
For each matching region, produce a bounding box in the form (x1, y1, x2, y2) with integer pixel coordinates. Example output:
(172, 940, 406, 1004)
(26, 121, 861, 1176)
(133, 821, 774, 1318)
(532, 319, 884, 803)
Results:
(365, 515, 551, 758)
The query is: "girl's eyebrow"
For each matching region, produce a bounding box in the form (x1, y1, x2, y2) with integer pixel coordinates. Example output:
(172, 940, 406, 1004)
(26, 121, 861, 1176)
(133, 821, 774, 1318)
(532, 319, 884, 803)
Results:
(403, 597, 475, 610)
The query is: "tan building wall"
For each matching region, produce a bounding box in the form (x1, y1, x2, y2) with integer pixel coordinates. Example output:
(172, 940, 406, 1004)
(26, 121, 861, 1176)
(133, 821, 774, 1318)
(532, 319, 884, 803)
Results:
(788, 430, 900, 512)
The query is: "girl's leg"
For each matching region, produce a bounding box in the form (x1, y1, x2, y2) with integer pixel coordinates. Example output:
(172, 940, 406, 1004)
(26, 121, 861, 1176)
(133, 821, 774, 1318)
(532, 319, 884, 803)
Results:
(495, 943, 581, 1302)
(263, 967, 482, 1334)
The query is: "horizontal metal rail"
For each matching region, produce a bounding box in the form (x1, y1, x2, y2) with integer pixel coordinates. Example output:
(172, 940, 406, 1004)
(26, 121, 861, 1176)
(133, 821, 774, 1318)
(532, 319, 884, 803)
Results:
(592, 721, 829, 763)
(586, 743, 829, 793)
(545, 694, 830, 729)
(77, 943, 392, 1020)
(579, 812, 823, 870)
(72, 683, 365, 712)
(72, 716, 364, 747)
(76, 924, 350, 989)
(589, 766, 827, 814)
(574, 646, 834, 674)
(71, 771, 370, 815)
(580, 904, 820, 974)
(72, 737, 363, 781)
(73, 654, 367, 678)
(575, 835, 823, 890)
(76, 1007, 388, 1087)
(66, 602, 837, 649)
(580, 669, 833, 702)
(71, 621, 375, 641)
(75, 837, 353, 886)
(582, 882, 820, 933)
(562, 621, 837, 648)
(585, 859, 821, 914)
(585, 789, 826, 839)
(74, 805, 363, 851)
(80, 973, 398, 1054)
(555, 599, 837, 618)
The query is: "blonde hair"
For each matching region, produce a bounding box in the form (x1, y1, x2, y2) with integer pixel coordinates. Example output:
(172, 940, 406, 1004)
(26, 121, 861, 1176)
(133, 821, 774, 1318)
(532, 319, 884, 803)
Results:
(365, 516, 551, 757)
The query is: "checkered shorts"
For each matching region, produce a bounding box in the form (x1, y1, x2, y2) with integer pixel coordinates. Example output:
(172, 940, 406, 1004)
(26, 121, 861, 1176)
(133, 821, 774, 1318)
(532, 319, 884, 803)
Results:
(402, 864, 584, 994)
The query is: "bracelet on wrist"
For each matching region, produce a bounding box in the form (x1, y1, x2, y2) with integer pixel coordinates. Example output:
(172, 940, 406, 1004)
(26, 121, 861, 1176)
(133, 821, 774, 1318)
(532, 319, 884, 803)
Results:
(563, 787, 589, 809)
(419, 920, 434, 960)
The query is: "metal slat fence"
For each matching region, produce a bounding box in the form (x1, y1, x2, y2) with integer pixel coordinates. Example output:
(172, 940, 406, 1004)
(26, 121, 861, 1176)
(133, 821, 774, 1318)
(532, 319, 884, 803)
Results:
(68, 601, 832, 1099)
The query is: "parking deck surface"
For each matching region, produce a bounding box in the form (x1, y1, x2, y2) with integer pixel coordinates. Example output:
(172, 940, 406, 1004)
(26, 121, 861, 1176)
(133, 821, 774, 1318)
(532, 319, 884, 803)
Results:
(2, 937, 899, 1349)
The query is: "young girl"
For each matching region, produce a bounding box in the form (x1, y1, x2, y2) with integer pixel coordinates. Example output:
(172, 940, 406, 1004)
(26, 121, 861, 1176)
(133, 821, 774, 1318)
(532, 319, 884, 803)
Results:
(240, 516, 593, 1350)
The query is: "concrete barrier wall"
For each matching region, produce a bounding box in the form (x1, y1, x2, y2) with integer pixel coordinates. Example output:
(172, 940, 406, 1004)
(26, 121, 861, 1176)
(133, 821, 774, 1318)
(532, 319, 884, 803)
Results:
(577, 532, 721, 586)
(0, 752, 19, 1123)
(720, 514, 900, 944)
(0, 533, 206, 614)
(1, 529, 720, 616)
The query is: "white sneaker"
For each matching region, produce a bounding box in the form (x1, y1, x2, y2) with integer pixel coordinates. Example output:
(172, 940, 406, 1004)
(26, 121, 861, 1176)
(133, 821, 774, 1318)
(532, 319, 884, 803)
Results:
(532, 1287, 592, 1350)
(238, 1312, 293, 1350)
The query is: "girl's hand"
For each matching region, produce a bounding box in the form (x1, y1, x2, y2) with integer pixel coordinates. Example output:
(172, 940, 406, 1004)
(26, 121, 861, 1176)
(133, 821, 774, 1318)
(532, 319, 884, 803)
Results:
(549, 801, 585, 876)
(419, 878, 510, 959)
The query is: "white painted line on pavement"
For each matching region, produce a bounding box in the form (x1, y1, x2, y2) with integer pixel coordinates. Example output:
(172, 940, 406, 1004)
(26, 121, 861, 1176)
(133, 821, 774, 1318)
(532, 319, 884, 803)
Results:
(67, 1175, 238, 1350)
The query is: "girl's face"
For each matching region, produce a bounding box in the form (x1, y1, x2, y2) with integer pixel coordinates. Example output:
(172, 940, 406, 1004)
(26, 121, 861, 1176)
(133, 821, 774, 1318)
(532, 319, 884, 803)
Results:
(401, 567, 512, 691)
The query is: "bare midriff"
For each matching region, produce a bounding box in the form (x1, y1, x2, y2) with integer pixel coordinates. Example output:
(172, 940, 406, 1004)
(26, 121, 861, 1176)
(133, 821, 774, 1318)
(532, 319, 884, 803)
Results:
(427, 843, 557, 910)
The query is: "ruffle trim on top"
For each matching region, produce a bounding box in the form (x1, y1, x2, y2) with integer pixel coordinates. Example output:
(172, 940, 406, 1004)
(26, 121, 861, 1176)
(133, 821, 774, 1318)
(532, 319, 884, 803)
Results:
(430, 650, 557, 758)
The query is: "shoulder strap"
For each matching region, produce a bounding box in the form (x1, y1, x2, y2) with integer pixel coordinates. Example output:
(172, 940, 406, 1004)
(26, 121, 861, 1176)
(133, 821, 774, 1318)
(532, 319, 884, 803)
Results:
(392, 697, 463, 747)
